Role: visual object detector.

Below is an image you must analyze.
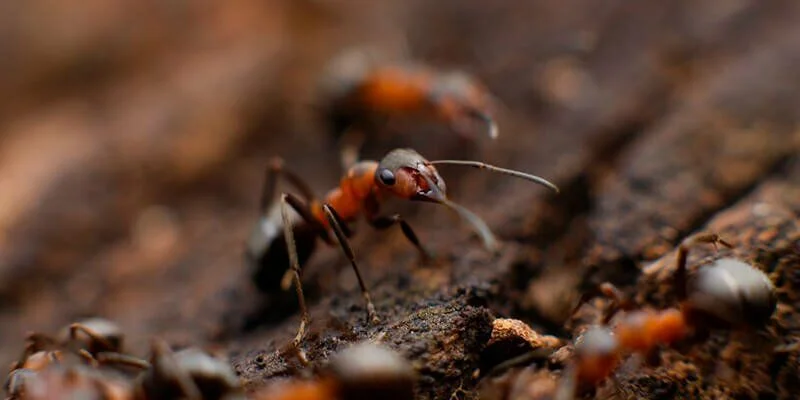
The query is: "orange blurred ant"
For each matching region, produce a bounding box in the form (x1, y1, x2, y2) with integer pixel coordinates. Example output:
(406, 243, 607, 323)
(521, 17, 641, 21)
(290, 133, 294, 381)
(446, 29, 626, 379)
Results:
(252, 342, 415, 400)
(319, 49, 499, 168)
(556, 233, 777, 398)
(245, 148, 558, 360)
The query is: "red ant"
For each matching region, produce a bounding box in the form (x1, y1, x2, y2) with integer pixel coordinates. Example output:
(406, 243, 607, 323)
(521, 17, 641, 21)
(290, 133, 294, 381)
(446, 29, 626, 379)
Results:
(244, 148, 558, 359)
(556, 233, 777, 399)
(252, 342, 415, 400)
(319, 49, 499, 168)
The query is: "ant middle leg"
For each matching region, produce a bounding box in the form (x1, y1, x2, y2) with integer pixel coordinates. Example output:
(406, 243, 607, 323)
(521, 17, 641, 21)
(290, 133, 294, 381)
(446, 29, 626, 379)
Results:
(323, 205, 380, 324)
(68, 323, 116, 353)
(95, 352, 151, 370)
(674, 232, 732, 300)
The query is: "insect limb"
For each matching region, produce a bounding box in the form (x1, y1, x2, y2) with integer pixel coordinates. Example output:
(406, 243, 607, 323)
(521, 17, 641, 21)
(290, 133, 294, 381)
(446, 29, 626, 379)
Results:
(429, 160, 559, 193)
(68, 323, 116, 353)
(95, 352, 151, 370)
(260, 158, 318, 213)
(280, 194, 312, 361)
(323, 204, 380, 324)
(674, 232, 732, 301)
(338, 128, 366, 171)
(368, 214, 432, 261)
(150, 339, 203, 400)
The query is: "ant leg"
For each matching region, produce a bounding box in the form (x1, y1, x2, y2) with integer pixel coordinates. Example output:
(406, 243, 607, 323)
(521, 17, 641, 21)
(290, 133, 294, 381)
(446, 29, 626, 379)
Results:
(68, 323, 116, 352)
(598, 282, 635, 324)
(95, 352, 151, 370)
(368, 214, 432, 261)
(279, 194, 313, 363)
(323, 204, 380, 324)
(338, 128, 366, 170)
(674, 233, 733, 301)
(150, 339, 202, 400)
(570, 283, 633, 324)
(259, 158, 318, 214)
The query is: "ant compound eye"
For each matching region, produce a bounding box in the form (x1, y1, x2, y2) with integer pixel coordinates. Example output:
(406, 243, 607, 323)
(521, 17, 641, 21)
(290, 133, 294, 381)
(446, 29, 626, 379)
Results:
(377, 168, 396, 186)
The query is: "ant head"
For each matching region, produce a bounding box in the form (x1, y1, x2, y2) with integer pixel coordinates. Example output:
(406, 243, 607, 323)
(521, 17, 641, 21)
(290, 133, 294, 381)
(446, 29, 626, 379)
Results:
(375, 148, 447, 203)
(685, 258, 777, 329)
(427, 71, 498, 139)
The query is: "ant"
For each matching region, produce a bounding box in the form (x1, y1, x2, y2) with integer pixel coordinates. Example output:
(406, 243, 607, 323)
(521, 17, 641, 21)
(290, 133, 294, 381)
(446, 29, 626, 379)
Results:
(557, 233, 777, 398)
(6, 362, 135, 400)
(245, 148, 558, 360)
(135, 339, 244, 400)
(319, 49, 499, 168)
(252, 342, 415, 400)
(8, 318, 149, 379)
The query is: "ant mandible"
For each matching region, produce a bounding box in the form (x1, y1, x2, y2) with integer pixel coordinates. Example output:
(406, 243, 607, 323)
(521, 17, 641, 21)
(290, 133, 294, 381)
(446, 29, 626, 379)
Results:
(245, 148, 558, 359)
(557, 233, 777, 398)
(319, 49, 499, 168)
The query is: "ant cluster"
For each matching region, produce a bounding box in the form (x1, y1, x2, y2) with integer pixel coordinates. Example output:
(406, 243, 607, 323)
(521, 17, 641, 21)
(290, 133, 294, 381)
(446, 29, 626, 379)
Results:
(481, 233, 778, 399)
(4, 319, 415, 400)
(4, 318, 244, 400)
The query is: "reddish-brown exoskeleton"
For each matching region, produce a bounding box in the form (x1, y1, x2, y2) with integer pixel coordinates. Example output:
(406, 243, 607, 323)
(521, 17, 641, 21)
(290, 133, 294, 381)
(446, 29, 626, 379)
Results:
(319, 49, 499, 168)
(245, 148, 558, 359)
(251, 342, 415, 400)
(557, 233, 777, 398)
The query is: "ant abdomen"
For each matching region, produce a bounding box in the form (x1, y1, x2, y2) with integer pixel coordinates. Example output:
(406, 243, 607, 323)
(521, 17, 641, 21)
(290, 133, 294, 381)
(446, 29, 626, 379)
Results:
(684, 258, 777, 330)
(246, 213, 318, 294)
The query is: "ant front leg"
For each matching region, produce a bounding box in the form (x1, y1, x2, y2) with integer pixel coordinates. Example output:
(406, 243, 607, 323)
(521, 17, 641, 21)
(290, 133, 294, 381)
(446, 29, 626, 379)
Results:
(322, 205, 380, 324)
(368, 214, 432, 262)
(95, 352, 151, 370)
(674, 232, 732, 301)
(570, 282, 634, 325)
(68, 323, 116, 353)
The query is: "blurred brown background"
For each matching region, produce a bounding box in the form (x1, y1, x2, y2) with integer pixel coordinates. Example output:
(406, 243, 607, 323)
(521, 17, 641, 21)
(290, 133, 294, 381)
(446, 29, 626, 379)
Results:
(2, 1, 800, 398)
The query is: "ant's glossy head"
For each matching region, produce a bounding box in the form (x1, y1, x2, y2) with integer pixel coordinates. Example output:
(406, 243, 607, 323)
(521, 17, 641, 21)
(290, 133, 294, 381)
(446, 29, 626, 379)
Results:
(374, 148, 447, 203)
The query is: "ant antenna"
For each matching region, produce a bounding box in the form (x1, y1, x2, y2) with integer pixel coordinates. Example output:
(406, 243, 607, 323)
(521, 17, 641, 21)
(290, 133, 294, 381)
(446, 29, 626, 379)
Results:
(429, 160, 559, 193)
(467, 109, 499, 139)
(441, 198, 498, 253)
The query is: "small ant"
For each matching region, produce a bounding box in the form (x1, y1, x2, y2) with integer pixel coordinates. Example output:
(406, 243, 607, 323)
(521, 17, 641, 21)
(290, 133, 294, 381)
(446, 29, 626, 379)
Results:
(135, 339, 244, 400)
(6, 363, 135, 400)
(9, 318, 149, 376)
(319, 49, 499, 168)
(253, 342, 415, 400)
(245, 148, 558, 359)
(558, 233, 777, 398)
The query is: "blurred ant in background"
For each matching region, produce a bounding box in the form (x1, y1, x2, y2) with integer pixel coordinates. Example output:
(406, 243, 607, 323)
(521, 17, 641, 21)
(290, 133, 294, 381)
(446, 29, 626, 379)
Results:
(556, 233, 777, 399)
(5, 318, 149, 400)
(245, 147, 558, 361)
(318, 48, 500, 169)
(252, 342, 415, 400)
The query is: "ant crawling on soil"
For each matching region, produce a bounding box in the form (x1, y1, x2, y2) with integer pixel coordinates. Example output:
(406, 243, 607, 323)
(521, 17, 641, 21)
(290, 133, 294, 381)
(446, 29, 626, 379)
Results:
(245, 148, 558, 360)
(557, 233, 777, 398)
(253, 342, 415, 400)
(8, 318, 149, 375)
(5, 318, 150, 399)
(6, 362, 136, 400)
(319, 49, 499, 168)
